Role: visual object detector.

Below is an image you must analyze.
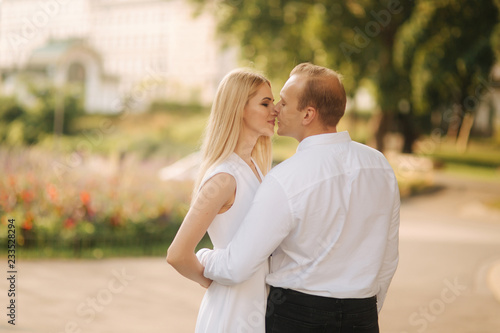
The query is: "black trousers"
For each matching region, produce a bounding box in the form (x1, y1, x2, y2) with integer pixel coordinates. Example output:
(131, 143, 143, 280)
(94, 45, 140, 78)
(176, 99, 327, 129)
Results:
(265, 286, 379, 333)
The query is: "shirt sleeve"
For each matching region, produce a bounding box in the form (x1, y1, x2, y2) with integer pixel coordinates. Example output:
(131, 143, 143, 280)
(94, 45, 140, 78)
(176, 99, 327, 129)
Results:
(375, 176, 401, 312)
(197, 175, 293, 285)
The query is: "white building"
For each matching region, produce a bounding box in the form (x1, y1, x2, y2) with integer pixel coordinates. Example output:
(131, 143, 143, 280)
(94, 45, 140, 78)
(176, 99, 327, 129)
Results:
(0, 0, 237, 112)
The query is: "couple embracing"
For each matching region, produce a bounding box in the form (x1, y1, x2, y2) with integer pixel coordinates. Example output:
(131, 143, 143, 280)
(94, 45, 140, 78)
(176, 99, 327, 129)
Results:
(167, 63, 400, 333)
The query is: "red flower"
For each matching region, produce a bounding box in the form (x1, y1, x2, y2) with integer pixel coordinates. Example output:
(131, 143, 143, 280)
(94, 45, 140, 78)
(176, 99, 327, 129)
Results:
(85, 206, 95, 218)
(21, 189, 34, 204)
(46, 184, 58, 202)
(22, 212, 34, 230)
(0, 191, 8, 203)
(110, 212, 122, 227)
(0, 191, 11, 212)
(64, 218, 76, 229)
(80, 191, 91, 205)
(80, 191, 95, 219)
(8, 175, 16, 187)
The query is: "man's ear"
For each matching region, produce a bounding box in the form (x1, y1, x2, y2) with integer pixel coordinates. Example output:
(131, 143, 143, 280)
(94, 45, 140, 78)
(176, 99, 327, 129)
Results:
(302, 106, 317, 126)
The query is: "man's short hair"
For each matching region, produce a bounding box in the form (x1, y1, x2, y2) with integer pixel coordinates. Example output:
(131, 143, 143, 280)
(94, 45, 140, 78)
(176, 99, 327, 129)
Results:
(290, 63, 347, 127)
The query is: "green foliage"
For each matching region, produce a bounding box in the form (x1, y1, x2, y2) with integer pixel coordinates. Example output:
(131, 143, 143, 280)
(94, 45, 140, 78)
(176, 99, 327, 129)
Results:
(149, 100, 208, 114)
(192, 0, 498, 113)
(32, 107, 208, 161)
(0, 86, 85, 145)
(191, 0, 415, 102)
(191, 0, 500, 152)
(0, 96, 24, 122)
(189, 0, 419, 152)
(394, 0, 500, 115)
(424, 141, 500, 169)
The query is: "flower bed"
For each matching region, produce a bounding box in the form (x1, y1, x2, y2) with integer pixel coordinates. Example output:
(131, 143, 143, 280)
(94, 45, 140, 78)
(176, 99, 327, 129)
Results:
(0, 146, 203, 258)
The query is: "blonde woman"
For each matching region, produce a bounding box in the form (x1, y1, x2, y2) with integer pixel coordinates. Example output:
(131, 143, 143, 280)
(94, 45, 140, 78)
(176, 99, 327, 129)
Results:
(167, 69, 276, 332)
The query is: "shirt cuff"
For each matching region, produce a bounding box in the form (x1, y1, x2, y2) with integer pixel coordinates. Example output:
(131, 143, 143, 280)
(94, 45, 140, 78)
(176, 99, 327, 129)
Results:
(196, 248, 212, 266)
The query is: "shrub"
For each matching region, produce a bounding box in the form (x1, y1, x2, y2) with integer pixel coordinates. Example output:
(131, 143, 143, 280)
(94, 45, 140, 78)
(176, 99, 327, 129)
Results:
(0, 85, 85, 145)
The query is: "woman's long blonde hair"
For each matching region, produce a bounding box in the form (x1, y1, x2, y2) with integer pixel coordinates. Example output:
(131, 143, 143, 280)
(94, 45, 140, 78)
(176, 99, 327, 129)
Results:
(194, 69, 273, 193)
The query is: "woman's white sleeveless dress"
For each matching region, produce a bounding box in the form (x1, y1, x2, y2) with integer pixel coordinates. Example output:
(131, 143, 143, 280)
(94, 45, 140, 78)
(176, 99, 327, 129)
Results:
(195, 152, 269, 333)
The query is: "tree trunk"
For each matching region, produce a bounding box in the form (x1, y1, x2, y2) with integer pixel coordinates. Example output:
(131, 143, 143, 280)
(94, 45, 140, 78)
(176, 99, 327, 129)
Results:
(372, 112, 392, 153)
(399, 112, 418, 154)
(456, 113, 474, 153)
(445, 105, 463, 144)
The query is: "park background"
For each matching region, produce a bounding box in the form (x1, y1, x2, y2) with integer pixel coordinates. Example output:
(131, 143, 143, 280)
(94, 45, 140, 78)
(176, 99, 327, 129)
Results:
(0, 0, 500, 332)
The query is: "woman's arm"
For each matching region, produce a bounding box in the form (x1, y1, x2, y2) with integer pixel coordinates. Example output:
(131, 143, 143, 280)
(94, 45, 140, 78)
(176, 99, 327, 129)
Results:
(166, 173, 236, 288)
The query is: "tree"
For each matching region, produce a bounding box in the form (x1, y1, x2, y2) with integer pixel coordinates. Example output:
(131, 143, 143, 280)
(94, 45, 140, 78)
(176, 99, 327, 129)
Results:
(192, 0, 417, 151)
(394, 0, 500, 149)
(191, 0, 498, 152)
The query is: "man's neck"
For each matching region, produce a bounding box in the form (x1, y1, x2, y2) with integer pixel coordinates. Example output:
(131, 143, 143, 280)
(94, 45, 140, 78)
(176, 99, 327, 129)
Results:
(298, 126, 338, 142)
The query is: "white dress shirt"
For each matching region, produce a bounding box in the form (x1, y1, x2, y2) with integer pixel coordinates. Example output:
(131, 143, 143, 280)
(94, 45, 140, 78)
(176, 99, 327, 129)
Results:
(198, 131, 400, 312)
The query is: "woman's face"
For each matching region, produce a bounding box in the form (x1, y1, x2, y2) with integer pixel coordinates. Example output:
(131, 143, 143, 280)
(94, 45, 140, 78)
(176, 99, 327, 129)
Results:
(243, 83, 276, 138)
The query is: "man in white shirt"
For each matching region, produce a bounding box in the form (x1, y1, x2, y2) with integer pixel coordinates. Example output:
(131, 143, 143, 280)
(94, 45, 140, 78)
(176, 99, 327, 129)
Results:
(197, 63, 400, 332)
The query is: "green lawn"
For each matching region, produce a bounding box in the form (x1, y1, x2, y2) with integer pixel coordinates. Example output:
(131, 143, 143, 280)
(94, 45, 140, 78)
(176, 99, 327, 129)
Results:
(443, 163, 500, 182)
(2, 233, 213, 260)
(417, 139, 500, 182)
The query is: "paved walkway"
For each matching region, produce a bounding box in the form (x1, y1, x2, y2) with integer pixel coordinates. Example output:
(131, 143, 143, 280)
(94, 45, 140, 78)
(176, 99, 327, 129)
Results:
(1, 172, 499, 333)
(1, 258, 203, 333)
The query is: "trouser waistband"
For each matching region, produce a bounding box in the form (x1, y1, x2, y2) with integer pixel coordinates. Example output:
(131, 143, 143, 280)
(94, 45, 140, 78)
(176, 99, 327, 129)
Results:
(269, 286, 377, 311)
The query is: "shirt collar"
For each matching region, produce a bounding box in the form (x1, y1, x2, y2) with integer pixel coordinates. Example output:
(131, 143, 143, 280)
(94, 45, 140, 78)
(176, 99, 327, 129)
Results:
(296, 131, 352, 152)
